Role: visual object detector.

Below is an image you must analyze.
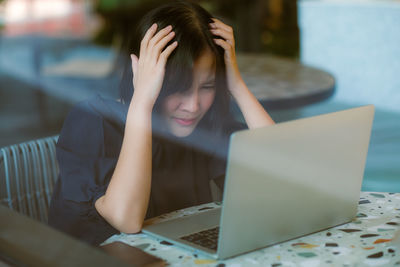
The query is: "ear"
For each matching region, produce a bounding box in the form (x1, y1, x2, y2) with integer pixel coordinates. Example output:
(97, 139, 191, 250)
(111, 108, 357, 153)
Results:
(130, 54, 138, 76)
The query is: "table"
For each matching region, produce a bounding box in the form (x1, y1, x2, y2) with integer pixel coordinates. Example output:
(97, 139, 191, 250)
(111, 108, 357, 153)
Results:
(237, 53, 335, 110)
(102, 192, 400, 266)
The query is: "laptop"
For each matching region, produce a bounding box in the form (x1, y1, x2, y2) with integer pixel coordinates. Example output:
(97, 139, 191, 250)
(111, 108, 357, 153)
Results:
(142, 105, 375, 259)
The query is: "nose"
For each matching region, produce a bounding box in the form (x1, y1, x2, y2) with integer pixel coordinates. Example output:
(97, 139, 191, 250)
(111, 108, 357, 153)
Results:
(180, 88, 200, 113)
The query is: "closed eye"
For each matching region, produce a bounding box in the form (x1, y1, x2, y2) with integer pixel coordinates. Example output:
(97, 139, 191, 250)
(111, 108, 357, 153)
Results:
(201, 83, 215, 90)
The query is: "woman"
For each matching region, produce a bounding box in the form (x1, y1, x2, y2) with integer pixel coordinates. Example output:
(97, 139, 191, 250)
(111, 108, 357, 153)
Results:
(48, 0, 274, 245)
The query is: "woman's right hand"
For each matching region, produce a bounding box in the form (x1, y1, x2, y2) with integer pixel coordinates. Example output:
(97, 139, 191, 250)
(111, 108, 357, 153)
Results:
(130, 23, 178, 111)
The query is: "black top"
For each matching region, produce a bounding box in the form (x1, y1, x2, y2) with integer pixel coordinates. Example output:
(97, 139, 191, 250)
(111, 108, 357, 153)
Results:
(48, 95, 244, 246)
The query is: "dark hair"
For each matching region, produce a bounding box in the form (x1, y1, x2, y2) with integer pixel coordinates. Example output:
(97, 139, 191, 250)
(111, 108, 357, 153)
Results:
(119, 0, 234, 136)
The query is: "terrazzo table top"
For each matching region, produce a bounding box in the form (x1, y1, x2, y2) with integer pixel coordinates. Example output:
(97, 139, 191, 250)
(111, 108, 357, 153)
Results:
(236, 53, 335, 110)
(103, 192, 400, 266)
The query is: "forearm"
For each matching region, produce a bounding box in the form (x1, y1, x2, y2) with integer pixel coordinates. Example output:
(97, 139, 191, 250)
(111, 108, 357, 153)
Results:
(95, 99, 153, 233)
(231, 78, 275, 129)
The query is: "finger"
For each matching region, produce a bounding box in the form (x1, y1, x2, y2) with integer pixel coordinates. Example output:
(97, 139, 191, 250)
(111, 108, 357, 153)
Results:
(140, 23, 158, 57)
(213, 38, 231, 52)
(210, 28, 235, 46)
(210, 18, 233, 33)
(152, 30, 175, 57)
(130, 54, 138, 76)
(158, 41, 178, 65)
(148, 25, 173, 50)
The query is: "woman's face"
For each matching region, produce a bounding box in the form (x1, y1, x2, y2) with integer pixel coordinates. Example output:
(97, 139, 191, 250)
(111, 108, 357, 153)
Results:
(162, 49, 216, 137)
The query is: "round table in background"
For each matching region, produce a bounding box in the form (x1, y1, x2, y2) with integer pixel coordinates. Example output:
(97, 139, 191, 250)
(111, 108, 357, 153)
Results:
(237, 53, 335, 110)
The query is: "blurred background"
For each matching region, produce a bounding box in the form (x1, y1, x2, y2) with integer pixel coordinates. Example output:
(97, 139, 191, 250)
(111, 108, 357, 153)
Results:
(0, 0, 399, 192)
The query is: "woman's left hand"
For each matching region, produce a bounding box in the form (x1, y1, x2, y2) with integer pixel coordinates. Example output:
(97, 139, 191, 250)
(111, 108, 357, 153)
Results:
(209, 18, 243, 94)
(210, 18, 275, 128)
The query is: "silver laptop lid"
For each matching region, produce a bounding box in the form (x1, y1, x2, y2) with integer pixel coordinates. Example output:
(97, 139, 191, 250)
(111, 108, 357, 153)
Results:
(217, 105, 374, 259)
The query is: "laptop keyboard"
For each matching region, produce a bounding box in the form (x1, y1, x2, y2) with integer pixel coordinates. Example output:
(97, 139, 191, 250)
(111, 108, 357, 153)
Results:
(180, 226, 220, 251)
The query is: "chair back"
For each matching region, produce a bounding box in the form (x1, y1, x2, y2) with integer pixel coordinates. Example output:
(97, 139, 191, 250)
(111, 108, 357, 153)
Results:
(0, 135, 59, 223)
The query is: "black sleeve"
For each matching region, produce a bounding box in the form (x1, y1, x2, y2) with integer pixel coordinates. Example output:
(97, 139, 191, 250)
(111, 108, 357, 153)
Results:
(48, 100, 119, 245)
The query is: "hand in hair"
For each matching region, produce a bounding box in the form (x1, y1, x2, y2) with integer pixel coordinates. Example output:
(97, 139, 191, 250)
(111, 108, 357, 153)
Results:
(130, 23, 178, 111)
(210, 18, 275, 128)
(209, 18, 243, 95)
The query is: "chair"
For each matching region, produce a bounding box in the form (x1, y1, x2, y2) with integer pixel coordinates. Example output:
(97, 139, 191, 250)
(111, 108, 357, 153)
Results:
(0, 135, 59, 223)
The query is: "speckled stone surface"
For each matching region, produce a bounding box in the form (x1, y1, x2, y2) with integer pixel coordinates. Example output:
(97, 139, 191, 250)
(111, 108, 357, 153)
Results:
(103, 192, 400, 266)
(236, 53, 335, 109)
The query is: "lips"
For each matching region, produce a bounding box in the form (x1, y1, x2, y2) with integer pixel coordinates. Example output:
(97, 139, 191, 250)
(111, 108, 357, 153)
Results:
(173, 117, 197, 126)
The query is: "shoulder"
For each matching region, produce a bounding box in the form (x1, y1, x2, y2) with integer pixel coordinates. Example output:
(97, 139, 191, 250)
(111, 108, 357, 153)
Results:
(63, 95, 128, 128)
(58, 95, 128, 156)
(62, 97, 102, 131)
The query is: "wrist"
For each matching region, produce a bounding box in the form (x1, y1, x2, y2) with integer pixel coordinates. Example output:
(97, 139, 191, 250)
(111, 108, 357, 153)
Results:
(229, 78, 247, 98)
(129, 94, 154, 115)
